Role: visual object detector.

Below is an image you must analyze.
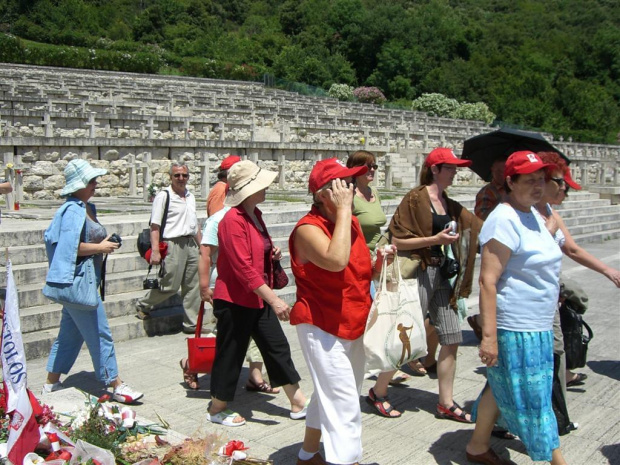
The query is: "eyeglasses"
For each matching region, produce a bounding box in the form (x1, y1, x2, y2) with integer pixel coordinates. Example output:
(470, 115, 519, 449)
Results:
(173, 173, 189, 179)
(550, 177, 565, 187)
(366, 163, 378, 170)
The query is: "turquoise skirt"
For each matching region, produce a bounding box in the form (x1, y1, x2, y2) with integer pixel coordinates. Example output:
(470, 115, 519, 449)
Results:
(472, 329, 559, 462)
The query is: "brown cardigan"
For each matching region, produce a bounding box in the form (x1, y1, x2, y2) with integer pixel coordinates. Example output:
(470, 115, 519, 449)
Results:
(388, 185, 482, 309)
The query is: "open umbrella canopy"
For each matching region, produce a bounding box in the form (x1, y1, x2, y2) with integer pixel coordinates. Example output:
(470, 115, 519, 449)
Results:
(462, 128, 569, 182)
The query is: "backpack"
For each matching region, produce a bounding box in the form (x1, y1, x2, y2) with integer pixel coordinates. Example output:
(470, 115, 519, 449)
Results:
(559, 300, 593, 370)
(137, 190, 170, 259)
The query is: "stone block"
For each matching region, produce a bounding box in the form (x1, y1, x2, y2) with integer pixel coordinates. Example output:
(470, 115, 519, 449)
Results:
(23, 174, 43, 191)
(30, 161, 55, 176)
(40, 151, 61, 162)
(103, 149, 120, 161)
(43, 174, 65, 190)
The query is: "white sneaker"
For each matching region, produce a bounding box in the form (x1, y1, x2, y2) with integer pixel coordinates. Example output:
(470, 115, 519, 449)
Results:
(112, 383, 144, 404)
(41, 382, 64, 395)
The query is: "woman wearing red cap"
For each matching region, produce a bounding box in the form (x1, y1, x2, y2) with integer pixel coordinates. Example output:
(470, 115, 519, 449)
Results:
(388, 147, 482, 424)
(466, 151, 566, 465)
(289, 158, 394, 465)
(535, 152, 620, 392)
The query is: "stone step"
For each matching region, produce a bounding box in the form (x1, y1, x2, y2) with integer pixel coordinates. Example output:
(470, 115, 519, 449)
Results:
(21, 285, 298, 361)
(13, 260, 295, 310)
(571, 227, 620, 245)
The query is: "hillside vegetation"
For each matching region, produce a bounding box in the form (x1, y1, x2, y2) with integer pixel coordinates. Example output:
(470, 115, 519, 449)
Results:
(0, 0, 618, 143)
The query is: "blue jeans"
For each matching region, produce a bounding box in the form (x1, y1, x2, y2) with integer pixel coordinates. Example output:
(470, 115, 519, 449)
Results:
(46, 298, 118, 385)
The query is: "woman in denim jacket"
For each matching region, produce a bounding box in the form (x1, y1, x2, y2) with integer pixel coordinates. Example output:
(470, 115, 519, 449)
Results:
(42, 159, 143, 404)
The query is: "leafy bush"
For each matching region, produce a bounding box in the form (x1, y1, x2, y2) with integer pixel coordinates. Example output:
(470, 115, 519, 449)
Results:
(453, 102, 496, 124)
(353, 87, 387, 105)
(328, 84, 354, 101)
(412, 93, 496, 123)
(411, 93, 459, 117)
(0, 34, 25, 63)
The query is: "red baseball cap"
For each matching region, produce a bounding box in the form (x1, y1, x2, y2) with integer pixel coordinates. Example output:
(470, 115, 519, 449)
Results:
(564, 167, 582, 190)
(425, 148, 472, 168)
(220, 155, 241, 171)
(505, 151, 555, 177)
(308, 158, 368, 193)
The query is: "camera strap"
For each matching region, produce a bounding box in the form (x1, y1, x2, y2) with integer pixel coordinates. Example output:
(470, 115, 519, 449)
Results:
(99, 255, 107, 301)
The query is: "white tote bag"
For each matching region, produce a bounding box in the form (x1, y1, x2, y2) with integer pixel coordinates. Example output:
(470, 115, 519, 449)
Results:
(363, 255, 427, 372)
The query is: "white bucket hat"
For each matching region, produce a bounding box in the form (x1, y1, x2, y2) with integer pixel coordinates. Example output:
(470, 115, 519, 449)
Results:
(224, 160, 277, 207)
(60, 159, 107, 197)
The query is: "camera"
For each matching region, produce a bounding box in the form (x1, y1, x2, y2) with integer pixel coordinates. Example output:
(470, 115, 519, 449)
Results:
(143, 277, 159, 290)
(109, 233, 122, 247)
(444, 221, 457, 236)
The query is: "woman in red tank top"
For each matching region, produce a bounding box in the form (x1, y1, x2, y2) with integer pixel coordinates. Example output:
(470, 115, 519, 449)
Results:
(289, 158, 394, 465)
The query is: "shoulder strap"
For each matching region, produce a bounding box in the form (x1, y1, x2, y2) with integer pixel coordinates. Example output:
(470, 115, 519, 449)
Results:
(160, 190, 170, 239)
(149, 189, 171, 238)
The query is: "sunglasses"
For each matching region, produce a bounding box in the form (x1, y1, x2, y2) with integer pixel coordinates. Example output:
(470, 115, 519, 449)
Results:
(366, 163, 378, 170)
(550, 177, 565, 187)
(173, 173, 189, 179)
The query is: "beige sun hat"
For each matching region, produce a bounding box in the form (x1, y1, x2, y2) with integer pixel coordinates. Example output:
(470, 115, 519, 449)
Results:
(224, 160, 278, 207)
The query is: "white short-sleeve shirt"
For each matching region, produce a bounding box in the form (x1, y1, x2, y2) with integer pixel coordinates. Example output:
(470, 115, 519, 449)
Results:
(480, 203, 562, 332)
(200, 206, 231, 286)
(150, 187, 198, 239)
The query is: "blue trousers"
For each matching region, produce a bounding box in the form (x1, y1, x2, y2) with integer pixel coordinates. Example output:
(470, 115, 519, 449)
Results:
(46, 298, 118, 385)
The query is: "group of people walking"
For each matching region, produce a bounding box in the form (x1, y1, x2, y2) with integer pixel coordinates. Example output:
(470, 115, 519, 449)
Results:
(41, 145, 619, 465)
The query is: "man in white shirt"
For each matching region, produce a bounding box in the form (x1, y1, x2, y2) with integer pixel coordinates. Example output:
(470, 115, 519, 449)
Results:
(136, 162, 202, 333)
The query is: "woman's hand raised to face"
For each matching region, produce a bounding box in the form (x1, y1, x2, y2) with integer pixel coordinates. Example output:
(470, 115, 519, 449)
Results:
(326, 178, 354, 210)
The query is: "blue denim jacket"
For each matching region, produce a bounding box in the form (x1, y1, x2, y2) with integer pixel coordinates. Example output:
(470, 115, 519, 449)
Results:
(45, 197, 97, 285)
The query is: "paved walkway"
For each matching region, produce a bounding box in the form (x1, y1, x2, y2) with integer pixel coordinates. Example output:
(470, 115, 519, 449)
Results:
(25, 240, 620, 465)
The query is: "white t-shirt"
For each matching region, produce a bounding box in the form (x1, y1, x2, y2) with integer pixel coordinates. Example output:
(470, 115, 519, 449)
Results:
(151, 187, 198, 239)
(480, 203, 562, 332)
(200, 206, 231, 286)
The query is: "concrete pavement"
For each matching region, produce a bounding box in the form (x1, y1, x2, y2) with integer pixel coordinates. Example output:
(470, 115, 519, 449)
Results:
(25, 239, 620, 464)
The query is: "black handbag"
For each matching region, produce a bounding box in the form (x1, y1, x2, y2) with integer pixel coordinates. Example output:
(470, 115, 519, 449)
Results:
(439, 245, 459, 279)
(559, 300, 593, 370)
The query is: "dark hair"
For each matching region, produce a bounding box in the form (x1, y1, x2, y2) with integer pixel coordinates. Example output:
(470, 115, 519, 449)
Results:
(503, 173, 521, 194)
(346, 150, 375, 168)
(217, 169, 228, 181)
(419, 163, 447, 186)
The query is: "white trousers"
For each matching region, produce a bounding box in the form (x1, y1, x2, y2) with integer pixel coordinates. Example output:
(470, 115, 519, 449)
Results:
(296, 324, 366, 465)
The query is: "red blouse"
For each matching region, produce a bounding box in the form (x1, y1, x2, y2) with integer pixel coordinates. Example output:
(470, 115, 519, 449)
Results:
(213, 206, 273, 309)
(289, 207, 372, 340)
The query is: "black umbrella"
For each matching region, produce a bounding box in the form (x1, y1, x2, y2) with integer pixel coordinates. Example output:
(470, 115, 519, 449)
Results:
(461, 128, 569, 182)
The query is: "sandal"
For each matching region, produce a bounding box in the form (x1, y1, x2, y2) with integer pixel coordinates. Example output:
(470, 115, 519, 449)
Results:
(388, 370, 411, 385)
(245, 378, 281, 394)
(206, 406, 246, 427)
(467, 315, 483, 341)
(366, 388, 401, 418)
(566, 372, 587, 387)
(491, 427, 517, 440)
(407, 360, 428, 377)
(179, 359, 199, 390)
(436, 402, 472, 423)
(424, 361, 438, 374)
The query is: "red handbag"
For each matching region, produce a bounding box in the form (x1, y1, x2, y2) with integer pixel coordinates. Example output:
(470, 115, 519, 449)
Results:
(186, 302, 216, 374)
(273, 260, 289, 290)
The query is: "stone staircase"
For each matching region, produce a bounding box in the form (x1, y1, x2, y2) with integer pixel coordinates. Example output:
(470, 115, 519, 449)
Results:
(2, 190, 619, 361)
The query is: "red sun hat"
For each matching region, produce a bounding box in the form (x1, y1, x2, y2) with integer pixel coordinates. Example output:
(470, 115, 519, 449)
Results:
(564, 167, 582, 190)
(425, 148, 472, 168)
(505, 151, 555, 177)
(308, 158, 368, 193)
(220, 155, 241, 171)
